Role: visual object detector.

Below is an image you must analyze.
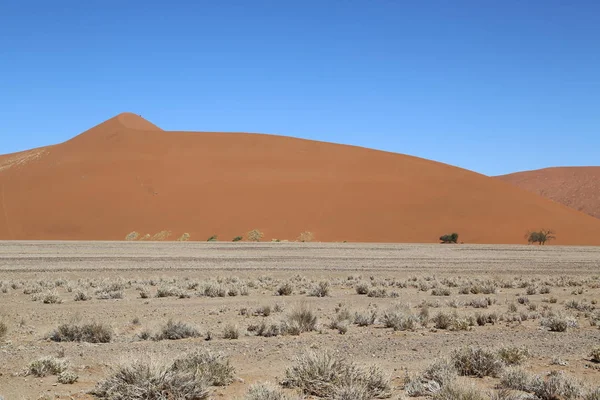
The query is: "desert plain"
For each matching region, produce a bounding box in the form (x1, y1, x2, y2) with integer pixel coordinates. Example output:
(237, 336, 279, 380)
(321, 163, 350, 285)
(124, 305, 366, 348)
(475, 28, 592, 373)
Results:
(0, 241, 599, 399)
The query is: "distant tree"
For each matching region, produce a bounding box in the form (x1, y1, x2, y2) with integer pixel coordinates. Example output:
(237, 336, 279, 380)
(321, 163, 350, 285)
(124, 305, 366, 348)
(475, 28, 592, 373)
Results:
(440, 233, 459, 244)
(527, 229, 555, 245)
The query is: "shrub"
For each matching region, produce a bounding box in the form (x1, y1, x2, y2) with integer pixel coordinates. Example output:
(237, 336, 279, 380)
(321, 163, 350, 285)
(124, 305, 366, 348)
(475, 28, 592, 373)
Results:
(281, 351, 391, 398)
(367, 288, 388, 298)
(527, 229, 556, 245)
(57, 371, 79, 384)
(297, 231, 314, 242)
(207, 235, 218, 242)
(50, 322, 112, 343)
(171, 349, 235, 386)
(450, 346, 504, 378)
(497, 346, 530, 365)
(277, 282, 293, 296)
(43, 290, 62, 304)
(26, 356, 68, 377)
(153, 319, 200, 341)
(247, 229, 264, 242)
(431, 288, 451, 296)
(233, 236, 243, 242)
(591, 347, 600, 363)
(333, 383, 372, 400)
(586, 388, 600, 400)
(222, 324, 239, 340)
(499, 367, 531, 391)
(245, 382, 295, 400)
(541, 314, 574, 332)
(382, 305, 418, 331)
(529, 371, 583, 400)
(439, 233, 459, 244)
(354, 310, 377, 327)
(177, 233, 191, 241)
(405, 358, 457, 395)
(284, 305, 317, 334)
(92, 360, 210, 399)
(309, 281, 330, 297)
(355, 282, 370, 295)
(74, 290, 91, 301)
(0, 320, 7, 339)
(432, 384, 487, 400)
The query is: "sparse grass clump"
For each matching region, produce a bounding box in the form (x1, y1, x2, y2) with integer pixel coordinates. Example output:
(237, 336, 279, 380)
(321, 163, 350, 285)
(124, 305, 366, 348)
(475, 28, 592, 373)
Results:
(354, 310, 377, 327)
(26, 356, 68, 377)
(43, 290, 62, 304)
(245, 382, 295, 400)
(432, 384, 486, 400)
(50, 322, 112, 343)
(57, 371, 79, 384)
(222, 324, 239, 339)
(171, 350, 235, 386)
(497, 346, 530, 366)
(499, 367, 531, 391)
(309, 281, 330, 297)
(382, 305, 418, 331)
(281, 351, 391, 398)
(247, 229, 264, 242)
(590, 347, 600, 363)
(284, 305, 317, 334)
(0, 320, 7, 339)
(74, 290, 91, 301)
(450, 346, 504, 378)
(355, 282, 370, 295)
(153, 319, 200, 341)
(431, 288, 451, 296)
(92, 360, 210, 399)
(277, 282, 293, 296)
(529, 371, 583, 400)
(541, 314, 576, 332)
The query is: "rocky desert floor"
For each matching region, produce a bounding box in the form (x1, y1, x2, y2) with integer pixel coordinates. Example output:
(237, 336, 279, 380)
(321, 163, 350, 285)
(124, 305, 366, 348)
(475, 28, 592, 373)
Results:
(0, 242, 599, 399)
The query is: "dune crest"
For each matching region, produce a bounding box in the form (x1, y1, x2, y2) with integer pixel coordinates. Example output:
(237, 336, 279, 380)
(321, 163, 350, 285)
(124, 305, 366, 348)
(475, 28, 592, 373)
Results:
(1, 114, 600, 244)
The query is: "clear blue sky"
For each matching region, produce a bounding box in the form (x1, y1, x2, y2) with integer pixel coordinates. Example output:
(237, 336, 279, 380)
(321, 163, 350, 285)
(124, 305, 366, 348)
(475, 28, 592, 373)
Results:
(1, 1, 598, 176)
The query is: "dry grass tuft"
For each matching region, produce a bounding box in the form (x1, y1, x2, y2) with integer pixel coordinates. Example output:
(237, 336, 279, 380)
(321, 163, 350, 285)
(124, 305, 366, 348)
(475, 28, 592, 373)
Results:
(244, 382, 298, 400)
(50, 322, 112, 343)
(26, 356, 68, 377)
(281, 351, 391, 398)
(153, 319, 200, 341)
(450, 346, 504, 378)
(57, 371, 79, 384)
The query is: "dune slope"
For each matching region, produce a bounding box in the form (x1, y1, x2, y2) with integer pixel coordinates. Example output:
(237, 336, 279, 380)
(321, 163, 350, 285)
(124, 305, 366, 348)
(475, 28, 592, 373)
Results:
(1, 113, 600, 244)
(497, 167, 600, 220)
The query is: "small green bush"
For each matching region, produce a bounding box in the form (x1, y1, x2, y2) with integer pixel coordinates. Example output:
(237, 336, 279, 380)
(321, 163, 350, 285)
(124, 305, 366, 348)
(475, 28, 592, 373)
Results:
(233, 236, 243, 242)
(439, 233, 459, 244)
(207, 235, 218, 242)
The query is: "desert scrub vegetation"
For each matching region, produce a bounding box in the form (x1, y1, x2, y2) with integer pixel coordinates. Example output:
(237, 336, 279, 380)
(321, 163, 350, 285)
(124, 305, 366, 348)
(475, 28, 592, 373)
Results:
(0, 319, 7, 339)
(590, 347, 600, 363)
(281, 351, 391, 398)
(277, 282, 293, 296)
(540, 313, 577, 332)
(497, 345, 530, 365)
(527, 229, 556, 245)
(57, 371, 79, 384)
(382, 304, 419, 331)
(25, 356, 68, 377)
(439, 232, 459, 244)
(404, 358, 457, 396)
(244, 382, 301, 400)
(355, 282, 370, 295)
(283, 304, 318, 334)
(450, 346, 504, 378)
(309, 280, 330, 297)
(247, 229, 264, 242)
(50, 321, 112, 343)
(222, 324, 239, 339)
(92, 350, 234, 400)
(153, 319, 201, 341)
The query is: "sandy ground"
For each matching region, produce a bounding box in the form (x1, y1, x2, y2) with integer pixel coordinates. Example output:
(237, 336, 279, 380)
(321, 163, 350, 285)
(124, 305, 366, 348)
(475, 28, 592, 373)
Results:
(0, 242, 599, 399)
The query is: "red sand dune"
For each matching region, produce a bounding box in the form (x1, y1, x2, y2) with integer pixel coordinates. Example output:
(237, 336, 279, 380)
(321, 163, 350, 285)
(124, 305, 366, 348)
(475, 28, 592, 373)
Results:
(497, 167, 600, 220)
(1, 113, 600, 244)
